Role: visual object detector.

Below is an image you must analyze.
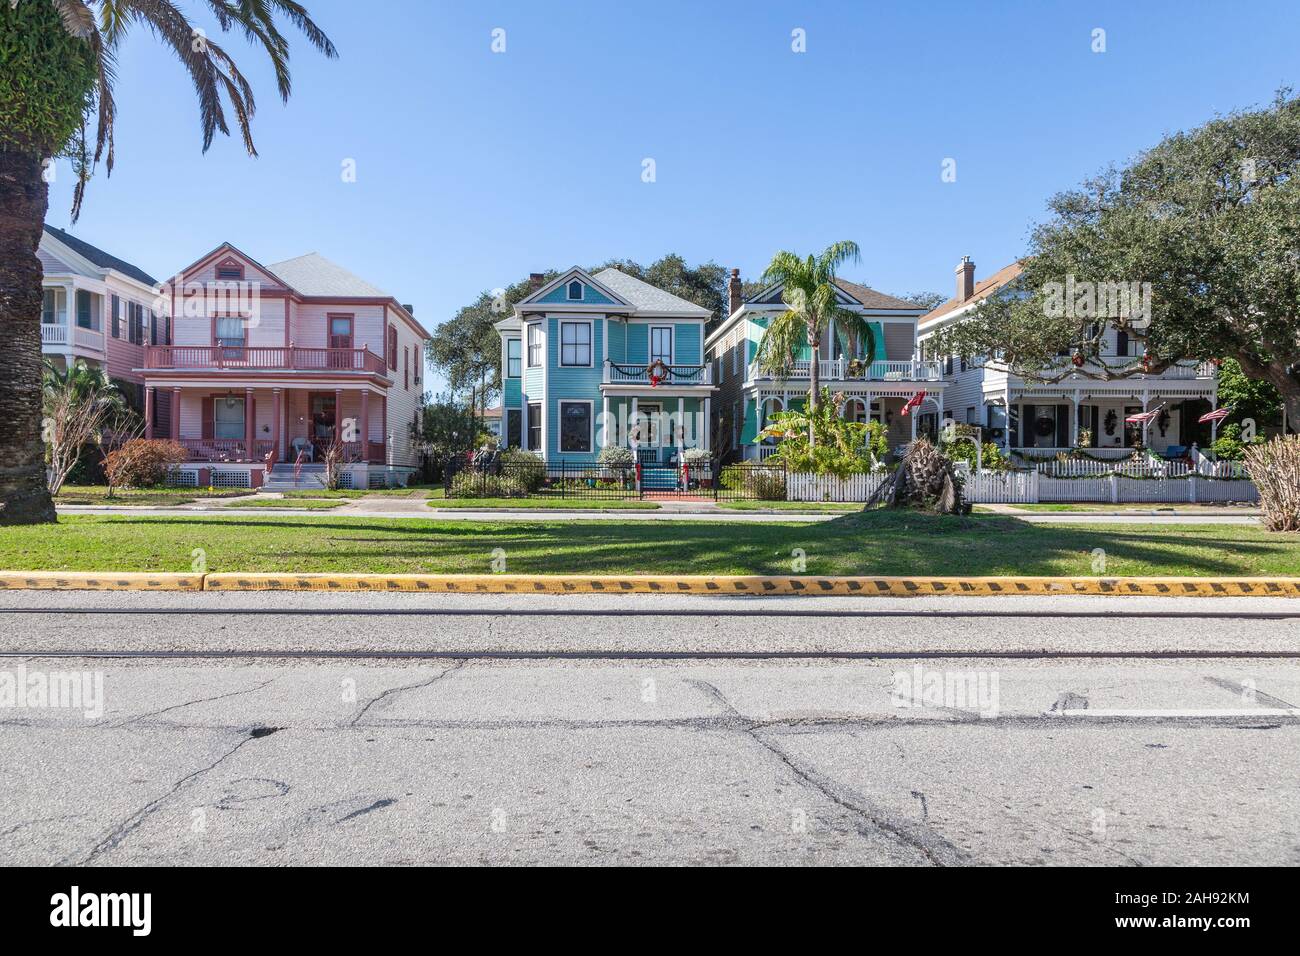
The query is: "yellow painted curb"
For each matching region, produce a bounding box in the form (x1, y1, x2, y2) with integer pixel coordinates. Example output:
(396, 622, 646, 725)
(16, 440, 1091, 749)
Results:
(201, 573, 1300, 597)
(0, 571, 203, 591)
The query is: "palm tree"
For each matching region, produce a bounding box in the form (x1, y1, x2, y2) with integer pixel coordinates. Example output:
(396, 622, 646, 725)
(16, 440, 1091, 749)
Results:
(753, 241, 876, 446)
(0, 0, 336, 524)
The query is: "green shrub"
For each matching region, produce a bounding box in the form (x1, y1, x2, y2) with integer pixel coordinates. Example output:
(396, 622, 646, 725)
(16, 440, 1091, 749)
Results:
(758, 388, 887, 477)
(721, 465, 786, 500)
(598, 446, 635, 468)
(500, 448, 545, 491)
(450, 472, 528, 498)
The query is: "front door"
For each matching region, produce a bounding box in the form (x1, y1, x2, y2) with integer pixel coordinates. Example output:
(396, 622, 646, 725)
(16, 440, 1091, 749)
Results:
(328, 315, 353, 369)
(309, 392, 337, 447)
(635, 403, 661, 462)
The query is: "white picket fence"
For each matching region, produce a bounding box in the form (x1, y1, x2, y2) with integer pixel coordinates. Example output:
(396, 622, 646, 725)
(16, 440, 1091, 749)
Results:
(785, 469, 1258, 504)
(787, 472, 886, 502)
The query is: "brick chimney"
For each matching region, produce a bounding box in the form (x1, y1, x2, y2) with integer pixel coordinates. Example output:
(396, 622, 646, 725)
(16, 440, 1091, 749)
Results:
(529, 272, 545, 292)
(727, 268, 743, 317)
(955, 256, 975, 302)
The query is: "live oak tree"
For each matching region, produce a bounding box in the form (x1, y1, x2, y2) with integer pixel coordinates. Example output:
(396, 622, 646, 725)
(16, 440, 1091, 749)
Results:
(928, 92, 1300, 425)
(0, 0, 335, 524)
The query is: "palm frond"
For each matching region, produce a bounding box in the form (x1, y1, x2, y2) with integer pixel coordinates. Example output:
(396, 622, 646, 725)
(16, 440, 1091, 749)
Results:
(753, 310, 806, 379)
(51, 0, 96, 37)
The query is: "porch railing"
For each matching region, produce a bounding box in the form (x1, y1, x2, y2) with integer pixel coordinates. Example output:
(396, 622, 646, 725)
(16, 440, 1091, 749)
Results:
(604, 361, 711, 385)
(41, 324, 68, 346)
(748, 358, 942, 382)
(178, 438, 276, 463)
(145, 346, 387, 373)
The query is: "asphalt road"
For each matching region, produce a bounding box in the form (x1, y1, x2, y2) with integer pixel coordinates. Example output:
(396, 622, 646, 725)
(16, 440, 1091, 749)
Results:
(1, 592, 1296, 866)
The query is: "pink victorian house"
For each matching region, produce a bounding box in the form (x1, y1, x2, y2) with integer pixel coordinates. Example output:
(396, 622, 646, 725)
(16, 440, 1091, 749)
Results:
(142, 243, 429, 488)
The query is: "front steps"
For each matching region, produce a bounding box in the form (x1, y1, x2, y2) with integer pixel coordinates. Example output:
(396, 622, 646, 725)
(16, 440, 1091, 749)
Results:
(262, 464, 328, 491)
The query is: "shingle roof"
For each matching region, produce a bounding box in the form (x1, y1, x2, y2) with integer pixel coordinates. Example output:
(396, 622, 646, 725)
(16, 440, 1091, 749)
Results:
(592, 268, 712, 317)
(831, 278, 926, 311)
(43, 224, 157, 287)
(919, 261, 1025, 327)
(267, 252, 390, 298)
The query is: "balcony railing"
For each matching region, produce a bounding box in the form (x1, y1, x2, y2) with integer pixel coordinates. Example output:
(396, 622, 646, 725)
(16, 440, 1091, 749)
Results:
(604, 361, 712, 385)
(145, 346, 387, 374)
(41, 324, 68, 346)
(748, 358, 942, 382)
(72, 325, 104, 351)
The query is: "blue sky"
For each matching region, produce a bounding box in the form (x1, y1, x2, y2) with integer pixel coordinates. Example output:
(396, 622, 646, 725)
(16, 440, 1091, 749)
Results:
(46, 0, 1300, 391)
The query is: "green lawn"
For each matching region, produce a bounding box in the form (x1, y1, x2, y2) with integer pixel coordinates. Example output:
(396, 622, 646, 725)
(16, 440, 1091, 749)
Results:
(999, 503, 1259, 513)
(221, 497, 346, 510)
(53, 485, 254, 507)
(428, 497, 659, 510)
(718, 500, 864, 512)
(282, 485, 441, 499)
(1, 512, 1297, 576)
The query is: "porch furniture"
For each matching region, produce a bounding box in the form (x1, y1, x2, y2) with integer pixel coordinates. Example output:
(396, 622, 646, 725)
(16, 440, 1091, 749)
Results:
(292, 437, 315, 462)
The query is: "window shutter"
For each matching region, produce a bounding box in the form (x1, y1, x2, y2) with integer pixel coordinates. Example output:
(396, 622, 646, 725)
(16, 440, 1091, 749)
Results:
(388, 327, 397, 370)
(404, 347, 409, 389)
(111, 296, 120, 338)
(201, 397, 215, 439)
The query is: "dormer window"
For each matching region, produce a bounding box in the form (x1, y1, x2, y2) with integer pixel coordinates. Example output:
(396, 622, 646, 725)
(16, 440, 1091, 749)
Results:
(566, 280, 582, 301)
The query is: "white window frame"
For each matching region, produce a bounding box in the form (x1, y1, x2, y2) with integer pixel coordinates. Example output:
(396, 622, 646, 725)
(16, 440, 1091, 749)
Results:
(732, 335, 741, 376)
(559, 320, 593, 367)
(557, 399, 594, 454)
(566, 280, 583, 301)
(506, 338, 521, 378)
(526, 324, 543, 368)
(649, 325, 674, 366)
(526, 401, 542, 450)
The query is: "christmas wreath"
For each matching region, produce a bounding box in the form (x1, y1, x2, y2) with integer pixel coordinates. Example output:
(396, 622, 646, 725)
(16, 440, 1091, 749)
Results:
(646, 359, 670, 386)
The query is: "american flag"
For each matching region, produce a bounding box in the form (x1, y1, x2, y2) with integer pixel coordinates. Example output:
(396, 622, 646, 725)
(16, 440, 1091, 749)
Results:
(1124, 407, 1164, 425)
(900, 390, 927, 416)
(1199, 407, 1231, 424)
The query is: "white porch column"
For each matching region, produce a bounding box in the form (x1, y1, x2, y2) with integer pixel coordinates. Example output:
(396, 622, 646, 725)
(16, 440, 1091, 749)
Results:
(702, 396, 711, 452)
(677, 397, 685, 453)
(602, 394, 610, 448)
(630, 396, 639, 450)
(1003, 384, 1013, 452)
(1070, 392, 1080, 448)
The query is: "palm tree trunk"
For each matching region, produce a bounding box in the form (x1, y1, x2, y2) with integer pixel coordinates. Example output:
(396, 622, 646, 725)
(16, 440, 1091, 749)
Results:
(0, 148, 57, 524)
(808, 328, 820, 448)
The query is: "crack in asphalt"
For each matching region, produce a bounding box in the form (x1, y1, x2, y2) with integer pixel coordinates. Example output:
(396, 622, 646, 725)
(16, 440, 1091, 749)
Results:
(68, 727, 276, 866)
(114, 678, 277, 727)
(1202, 676, 1297, 710)
(349, 662, 466, 726)
(684, 678, 969, 867)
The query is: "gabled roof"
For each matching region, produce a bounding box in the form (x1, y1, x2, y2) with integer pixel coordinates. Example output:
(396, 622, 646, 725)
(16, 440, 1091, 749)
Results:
(592, 268, 712, 317)
(267, 252, 391, 298)
(920, 261, 1025, 328)
(831, 279, 922, 312)
(43, 224, 157, 287)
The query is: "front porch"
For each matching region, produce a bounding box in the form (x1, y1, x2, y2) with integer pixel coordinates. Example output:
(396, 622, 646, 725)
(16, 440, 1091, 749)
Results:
(145, 383, 390, 466)
(596, 390, 711, 466)
(743, 383, 947, 461)
(993, 383, 1218, 459)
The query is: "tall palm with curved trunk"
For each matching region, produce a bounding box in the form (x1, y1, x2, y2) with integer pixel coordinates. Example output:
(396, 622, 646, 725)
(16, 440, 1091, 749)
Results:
(0, 0, 336, 524)
(754, 241, 875, 446)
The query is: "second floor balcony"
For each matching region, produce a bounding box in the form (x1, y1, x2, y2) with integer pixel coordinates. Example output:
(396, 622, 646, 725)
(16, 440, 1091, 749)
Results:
(748, 358, 942, 383)
(603, 360, 712, 386)
(145, 345, 387, 375)
(41, 322, 104, 353)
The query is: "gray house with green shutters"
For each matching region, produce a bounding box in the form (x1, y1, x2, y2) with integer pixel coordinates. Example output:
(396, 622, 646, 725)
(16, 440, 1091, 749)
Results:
(494, 267, 713, 464)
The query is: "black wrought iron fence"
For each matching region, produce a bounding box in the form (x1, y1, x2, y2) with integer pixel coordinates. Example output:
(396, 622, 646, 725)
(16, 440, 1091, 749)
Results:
(444, 455, 788, 501)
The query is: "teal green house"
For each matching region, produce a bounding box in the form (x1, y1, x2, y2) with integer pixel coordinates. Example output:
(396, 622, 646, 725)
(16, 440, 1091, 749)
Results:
(495, 267, 714, 464)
